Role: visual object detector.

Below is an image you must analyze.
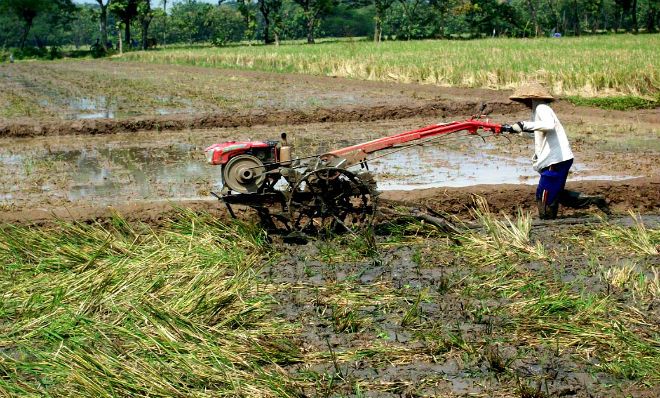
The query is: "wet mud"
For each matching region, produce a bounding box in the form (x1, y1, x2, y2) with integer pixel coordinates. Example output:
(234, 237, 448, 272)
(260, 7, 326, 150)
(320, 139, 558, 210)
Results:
(2, 177, 657, 226)
(261, 214, 660, 397)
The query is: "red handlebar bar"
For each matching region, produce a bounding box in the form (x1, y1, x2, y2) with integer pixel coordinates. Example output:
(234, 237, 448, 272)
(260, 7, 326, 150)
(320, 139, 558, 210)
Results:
(328, 120, 503, 164)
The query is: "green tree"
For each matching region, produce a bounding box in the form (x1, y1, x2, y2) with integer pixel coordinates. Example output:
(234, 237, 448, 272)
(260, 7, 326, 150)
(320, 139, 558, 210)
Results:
(646, 0, 659, 31)
(238, 0, 258, 41)
(429, 0, 453, 38)
(161, 0, 244, 44)
(36, 3, 96, 48)
(397, 0, 432, 39)
(346, 0, 393, 42)
(210, 4, 246, 45)
(0, 0, 74, 48)
(457, 0, 519, 37)
(96, 0, 111, 50)
(373, 0, 394, 41)
(159, 0, 167, 44)
(614, 0, 638, 31)
(110, 0, 138, 47)
(168, 0, 211, 43)
(68, 5, 98, 48)
(523, 0, 541, 36)
(292, 0, 334, 43)
(320, 2, 373, 37)
(138, 0, 153, 49)
(258, 0, 283, 43)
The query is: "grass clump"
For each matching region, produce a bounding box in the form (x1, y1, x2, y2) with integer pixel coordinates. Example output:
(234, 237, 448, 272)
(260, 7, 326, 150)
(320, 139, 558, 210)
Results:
(0, 212, 300, 397)
(511, 290, 660, 381)
(596, 211, 659, 255)
(566, 95, 659, 110)
(599, 262, 660, 301)
(446, 204, 660, 384)
(459, 196, 546, 265)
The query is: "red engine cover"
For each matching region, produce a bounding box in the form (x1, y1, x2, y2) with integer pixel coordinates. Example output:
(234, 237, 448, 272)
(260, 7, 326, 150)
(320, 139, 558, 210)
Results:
(204, 141, 271, 165)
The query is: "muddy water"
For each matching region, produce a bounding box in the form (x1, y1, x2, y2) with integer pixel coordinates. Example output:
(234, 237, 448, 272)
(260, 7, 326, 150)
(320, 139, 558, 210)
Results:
(369, 145, 537, 190)
(67, 97, 116, 120)
(38, 95, 198, 120)
(367, 144, 635, 190)
(36, 96, 119, 120)
(0, 131, 637, 209)
(0, 143, 223, 206)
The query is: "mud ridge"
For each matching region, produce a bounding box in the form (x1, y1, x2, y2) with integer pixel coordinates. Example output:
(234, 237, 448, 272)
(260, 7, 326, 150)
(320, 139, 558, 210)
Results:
(385, 176, 660, 216)
(2, 177, 657, 226)
(0, 100, 521, 138)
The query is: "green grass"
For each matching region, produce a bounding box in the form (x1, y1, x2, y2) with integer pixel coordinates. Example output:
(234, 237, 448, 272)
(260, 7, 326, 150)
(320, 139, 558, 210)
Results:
(118, 35, 660, 97)
(0, 211, 300, 397)
(566, 95, 660, 110)
(458, 208, 660, 382)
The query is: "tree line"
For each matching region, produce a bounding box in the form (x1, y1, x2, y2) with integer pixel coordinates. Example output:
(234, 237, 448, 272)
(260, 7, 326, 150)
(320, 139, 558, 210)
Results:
(0, 0, 658, 53)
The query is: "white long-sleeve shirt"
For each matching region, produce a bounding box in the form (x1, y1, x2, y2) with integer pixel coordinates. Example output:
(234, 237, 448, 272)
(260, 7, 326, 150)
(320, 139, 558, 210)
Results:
(522, 103, 574, 171)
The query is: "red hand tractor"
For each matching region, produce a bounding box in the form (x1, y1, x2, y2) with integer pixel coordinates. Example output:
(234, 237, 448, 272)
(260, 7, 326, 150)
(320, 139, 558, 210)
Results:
(205, 119, 509, 237)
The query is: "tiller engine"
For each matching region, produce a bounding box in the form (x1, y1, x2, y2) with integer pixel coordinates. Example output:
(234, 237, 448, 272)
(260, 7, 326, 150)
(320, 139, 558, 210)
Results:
(205, 119, 509, 237)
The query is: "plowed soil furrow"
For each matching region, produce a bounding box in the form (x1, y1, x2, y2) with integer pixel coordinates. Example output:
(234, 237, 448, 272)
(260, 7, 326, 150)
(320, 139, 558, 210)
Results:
(2, 177, 657, 225)
(0, 101, 518, 137)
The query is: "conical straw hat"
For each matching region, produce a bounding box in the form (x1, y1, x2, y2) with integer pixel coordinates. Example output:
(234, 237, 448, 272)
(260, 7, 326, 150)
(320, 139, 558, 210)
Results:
(509, 82, 555, 102)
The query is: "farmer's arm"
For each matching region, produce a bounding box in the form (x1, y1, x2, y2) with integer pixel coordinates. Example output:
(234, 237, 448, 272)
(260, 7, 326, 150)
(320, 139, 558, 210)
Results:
(506, 105, 556, 137)
(522, 105, 555, 132)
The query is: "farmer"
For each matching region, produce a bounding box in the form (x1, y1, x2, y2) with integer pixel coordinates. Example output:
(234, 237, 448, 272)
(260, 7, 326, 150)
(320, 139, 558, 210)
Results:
(503, 83, 608, 219)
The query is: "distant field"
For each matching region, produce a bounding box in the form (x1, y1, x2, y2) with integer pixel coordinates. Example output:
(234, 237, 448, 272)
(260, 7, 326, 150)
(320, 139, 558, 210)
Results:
(119, 35, 660, 98)
(0, 61, 429, 120)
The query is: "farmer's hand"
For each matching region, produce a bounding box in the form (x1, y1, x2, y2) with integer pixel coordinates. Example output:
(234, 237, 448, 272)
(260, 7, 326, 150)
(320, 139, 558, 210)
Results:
(501, 123, 521, 134)
(511, 122, 525, 133)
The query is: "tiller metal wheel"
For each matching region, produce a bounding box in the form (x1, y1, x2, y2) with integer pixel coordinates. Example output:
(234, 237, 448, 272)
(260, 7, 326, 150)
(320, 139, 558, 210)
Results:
(288, 167, 376, 237)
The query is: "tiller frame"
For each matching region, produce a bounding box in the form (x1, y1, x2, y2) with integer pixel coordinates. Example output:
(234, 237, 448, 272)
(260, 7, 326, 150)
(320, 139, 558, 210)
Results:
(204, 119, 507, 238)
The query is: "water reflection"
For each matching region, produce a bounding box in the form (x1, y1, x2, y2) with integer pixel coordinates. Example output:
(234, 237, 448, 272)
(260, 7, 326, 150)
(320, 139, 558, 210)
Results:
(66, 97, 116, 120)
(0, 143, 224, 206)
(0, 138, 638, 207)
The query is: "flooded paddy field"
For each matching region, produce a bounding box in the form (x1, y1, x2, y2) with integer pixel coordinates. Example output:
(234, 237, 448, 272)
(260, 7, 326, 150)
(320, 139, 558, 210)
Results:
(3, 60, 658, 139)
(1, 61, 659, 397)
(1, 115, 658, 221)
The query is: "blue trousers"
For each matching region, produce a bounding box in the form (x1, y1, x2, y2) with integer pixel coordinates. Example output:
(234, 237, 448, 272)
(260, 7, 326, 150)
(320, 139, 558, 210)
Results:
(536, 158, 573, 211)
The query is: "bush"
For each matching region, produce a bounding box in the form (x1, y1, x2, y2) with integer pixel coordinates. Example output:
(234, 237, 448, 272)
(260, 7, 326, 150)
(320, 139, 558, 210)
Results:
(0, 48, 10, 62)
(48, 46, 63, 60)
(90, 41, 107, 58)
(566, 95, 660, 111)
